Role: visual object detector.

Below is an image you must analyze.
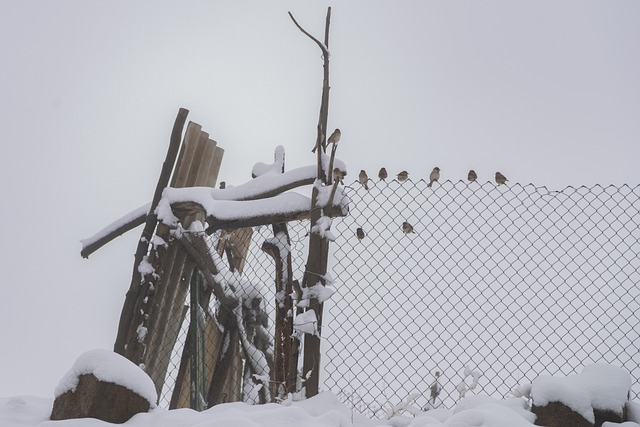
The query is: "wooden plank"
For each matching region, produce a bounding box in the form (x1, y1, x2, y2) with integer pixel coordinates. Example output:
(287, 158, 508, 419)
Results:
(208, 147, 225, 188)
(146, 132, 224, 400)
(171, 122, 202, 188)
(194, 138, 218, 188)
(114, 107, 188, 357)
(184, 131, 209, 188)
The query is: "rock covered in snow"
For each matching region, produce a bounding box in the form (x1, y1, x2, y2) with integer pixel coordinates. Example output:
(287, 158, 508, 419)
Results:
(531, 363, 632, 427)
(50, 349, 157, 423)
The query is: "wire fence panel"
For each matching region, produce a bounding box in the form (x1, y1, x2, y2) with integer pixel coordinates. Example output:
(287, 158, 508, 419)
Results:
(324, 179, 640, 415)
(155, 179, 640, 415)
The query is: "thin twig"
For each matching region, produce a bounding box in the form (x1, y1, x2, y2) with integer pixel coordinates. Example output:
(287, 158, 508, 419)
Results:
(288, 12, 329, 58)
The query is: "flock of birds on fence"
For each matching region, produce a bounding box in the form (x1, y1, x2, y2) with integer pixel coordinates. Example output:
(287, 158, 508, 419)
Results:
(351, 167, 509, 240)
(323, 128, 511, 240)
(356, 167, 509, 189)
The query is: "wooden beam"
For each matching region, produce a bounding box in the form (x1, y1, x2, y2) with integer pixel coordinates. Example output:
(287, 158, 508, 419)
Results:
(80, 205, 149, 259)
(113, 107, 189, 356)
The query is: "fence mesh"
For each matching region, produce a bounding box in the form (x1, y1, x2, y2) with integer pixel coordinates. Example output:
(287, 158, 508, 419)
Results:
(154, 179, 640, 415)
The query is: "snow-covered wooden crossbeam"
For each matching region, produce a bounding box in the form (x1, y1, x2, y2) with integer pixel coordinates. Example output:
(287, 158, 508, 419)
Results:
(80, 158, 347, 258)
(160, 184, 348, 233)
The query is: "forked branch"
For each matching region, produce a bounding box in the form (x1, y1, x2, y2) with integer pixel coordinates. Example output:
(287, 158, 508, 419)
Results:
(287, 12, 329, 59)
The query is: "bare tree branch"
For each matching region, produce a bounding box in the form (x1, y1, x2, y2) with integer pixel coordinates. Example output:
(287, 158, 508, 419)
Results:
(287, 12, 329, 58)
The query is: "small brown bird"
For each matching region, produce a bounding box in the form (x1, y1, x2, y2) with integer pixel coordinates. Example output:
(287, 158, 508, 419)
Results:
(402, 221, 415, 234)
(495, 171, 508, 185)
(467, 170, 477, 182)
(356, 227, 365, 240)
(327, 128, 341, 146)
(397, 171, 409, 182)
(378, 167, 388, 181)
(333, 168, 343, 183)
(359, 170, 369, 190)
(428, 167, 440, 187)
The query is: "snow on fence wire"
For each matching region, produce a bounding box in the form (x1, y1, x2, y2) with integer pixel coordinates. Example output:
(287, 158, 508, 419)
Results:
(157, 179, 640, 415)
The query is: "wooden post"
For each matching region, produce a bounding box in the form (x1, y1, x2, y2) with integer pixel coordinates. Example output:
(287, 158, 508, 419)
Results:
(261, 223, 296, 399)
(289, 7, 333, 398)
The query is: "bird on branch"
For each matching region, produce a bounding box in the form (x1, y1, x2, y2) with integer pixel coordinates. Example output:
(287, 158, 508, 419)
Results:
(333, 168, 343, 184)
(327, 128, 341, 147)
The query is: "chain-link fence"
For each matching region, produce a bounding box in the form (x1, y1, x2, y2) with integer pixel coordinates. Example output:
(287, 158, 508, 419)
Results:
(154, 178, 640, 415)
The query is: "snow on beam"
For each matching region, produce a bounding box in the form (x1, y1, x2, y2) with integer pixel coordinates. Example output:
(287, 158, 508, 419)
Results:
(80, 159, 347, 257)
(80, 203, 151, 259)
(213, 164, 322, 202)
(162, 188, 346, 232)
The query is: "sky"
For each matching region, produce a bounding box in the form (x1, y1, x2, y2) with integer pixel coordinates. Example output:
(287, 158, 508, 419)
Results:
(1, 1, 639, 399)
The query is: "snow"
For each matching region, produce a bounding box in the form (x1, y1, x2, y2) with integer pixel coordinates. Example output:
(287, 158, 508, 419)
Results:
(53, 349, 157, 408)
(293, 309, 319, 338)
(297, 284, 335, 308)
(2, 388, 638, 427)
(311, 216, 337, 241)
(137, 256, 156, 277)
(213, 165, 318, 201)
(316, 180, 350, 212)
(441, 402, 536, 427)
(81, 153, 349, 258)
(252, 145, 285, 178)
(80, 203, 151, 251)
(161, 187, 312, 223)
(531, 363, 632, 423)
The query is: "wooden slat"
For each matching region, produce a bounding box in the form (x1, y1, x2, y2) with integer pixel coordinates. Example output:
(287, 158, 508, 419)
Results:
(114, 107, 188, 358)
(171, 122, 202, 188)
(208, 147, 225, 188)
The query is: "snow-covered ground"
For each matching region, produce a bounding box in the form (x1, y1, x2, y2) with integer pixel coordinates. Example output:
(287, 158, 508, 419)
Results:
(2, 390, 639, 427)
(2, 350, 638, 427)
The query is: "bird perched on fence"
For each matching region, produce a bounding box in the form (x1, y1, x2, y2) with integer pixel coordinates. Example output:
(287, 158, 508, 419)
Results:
(402, 221, 415, 234)
(378, 167, 388, 181)
(356, 227, 365, 240)
(428, 167, 440, 187)
(397, 170, 409, 182)
(495, 171, 508, 185)
(467, 170, 477, 182)
(359, 170, 369, 190)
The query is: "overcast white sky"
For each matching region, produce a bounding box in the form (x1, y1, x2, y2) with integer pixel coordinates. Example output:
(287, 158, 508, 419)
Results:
(1, 1, 639, 398)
